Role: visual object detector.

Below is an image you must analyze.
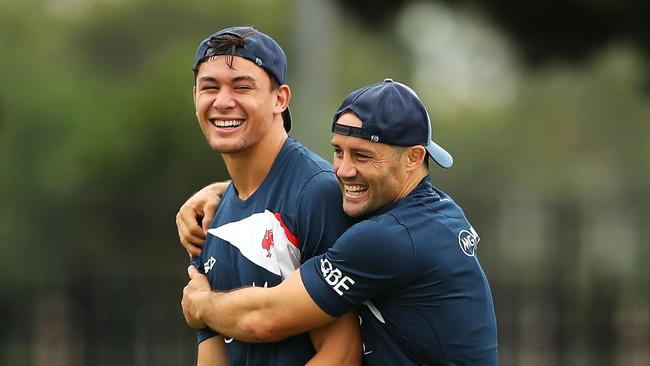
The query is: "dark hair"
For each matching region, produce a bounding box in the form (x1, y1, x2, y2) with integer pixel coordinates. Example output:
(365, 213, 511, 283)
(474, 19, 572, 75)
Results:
(193, 31, 279, 90)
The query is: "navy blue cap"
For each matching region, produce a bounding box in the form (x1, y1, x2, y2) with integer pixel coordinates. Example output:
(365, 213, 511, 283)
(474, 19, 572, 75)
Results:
(332, 78, 453, 168)
(193, 26, 291, 132)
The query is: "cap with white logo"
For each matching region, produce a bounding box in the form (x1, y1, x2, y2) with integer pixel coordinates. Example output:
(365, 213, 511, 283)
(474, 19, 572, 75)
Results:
(193, 26, 292, 132)
(332, 78, 453, 169)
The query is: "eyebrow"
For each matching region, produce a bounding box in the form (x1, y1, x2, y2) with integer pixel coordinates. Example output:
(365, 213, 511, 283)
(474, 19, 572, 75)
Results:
(232, 75, 256, 85)
(198, 76, 218, 83)
(331, 142, 375, 155)
(197, 75, 257, 85)
(351, 148, 375, 155)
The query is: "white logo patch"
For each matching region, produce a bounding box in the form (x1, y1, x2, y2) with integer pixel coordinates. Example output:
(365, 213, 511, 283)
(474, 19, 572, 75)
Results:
(458, 226, 480, 257)
(320, 258, 355, 296)
(203, 256, 216, 273)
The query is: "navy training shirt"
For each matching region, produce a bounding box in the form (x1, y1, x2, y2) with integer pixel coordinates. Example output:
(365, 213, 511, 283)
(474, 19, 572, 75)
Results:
(301, 177, 498, 365)
(192, 137, 354, 365)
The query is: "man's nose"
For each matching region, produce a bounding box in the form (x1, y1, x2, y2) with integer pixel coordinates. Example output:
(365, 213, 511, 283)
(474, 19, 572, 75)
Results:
(213, 88, 236, 110)
(335, 156, 357, 179)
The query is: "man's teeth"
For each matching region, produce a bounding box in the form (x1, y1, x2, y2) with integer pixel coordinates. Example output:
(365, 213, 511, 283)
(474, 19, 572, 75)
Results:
(345, 185, 366, 193)
(214, 120, 243, 127)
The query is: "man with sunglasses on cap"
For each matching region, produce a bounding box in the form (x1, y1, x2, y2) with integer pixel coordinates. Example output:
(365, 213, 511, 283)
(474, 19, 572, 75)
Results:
(180, 78, 498, 365)
(182, 25, 361, 365)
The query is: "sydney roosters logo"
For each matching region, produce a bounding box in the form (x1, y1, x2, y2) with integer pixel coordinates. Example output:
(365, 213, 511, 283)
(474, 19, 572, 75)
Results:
(261, 229, 274, 257)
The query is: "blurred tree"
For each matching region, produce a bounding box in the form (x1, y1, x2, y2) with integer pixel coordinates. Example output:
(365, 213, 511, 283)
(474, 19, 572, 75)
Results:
(334, 0, 650, 66)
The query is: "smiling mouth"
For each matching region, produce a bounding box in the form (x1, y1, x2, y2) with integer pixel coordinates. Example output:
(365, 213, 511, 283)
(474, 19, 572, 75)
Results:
(211, 119, 244, 128)
(344, 184, 367, 197)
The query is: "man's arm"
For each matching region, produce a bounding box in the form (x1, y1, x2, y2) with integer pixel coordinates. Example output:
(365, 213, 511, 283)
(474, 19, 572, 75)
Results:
(183, 266, 361, 365)
(307, 311, 361, 366)
(183, 265, 336, 343)
(176, 181, 230, 256)
(197, 336, 228, 366)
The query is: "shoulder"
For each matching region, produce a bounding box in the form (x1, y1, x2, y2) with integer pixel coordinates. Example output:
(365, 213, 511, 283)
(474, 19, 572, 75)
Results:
(270, 139, 339, 204)
(301, 170, 339, 195)
(328, 214, 416, 277)
(394, 184, 470, 241)
(281, 139, 340, 200)
(349, 213, 410, 243)
(393, 186, 483, 259)
(338, 214, 413, 253)
(294, 170, 343, 224)
(353, 214, 409, 238)
(282, 138, 334, 173)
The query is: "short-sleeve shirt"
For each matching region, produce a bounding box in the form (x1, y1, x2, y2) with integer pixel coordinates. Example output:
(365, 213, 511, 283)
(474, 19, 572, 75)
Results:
(301, 177, 498, 365)
(192, 137, 353, 365)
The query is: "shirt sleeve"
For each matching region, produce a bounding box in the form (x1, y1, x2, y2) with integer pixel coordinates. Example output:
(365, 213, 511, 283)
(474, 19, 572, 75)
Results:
(300, 217, 417, 317)
(190, 256, 220, 343)
(295, 171, 353, 262)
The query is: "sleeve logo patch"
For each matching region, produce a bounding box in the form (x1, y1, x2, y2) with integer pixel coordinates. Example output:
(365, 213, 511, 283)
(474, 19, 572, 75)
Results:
(320, 258, 355, 296)
(458, 226, 480, 257)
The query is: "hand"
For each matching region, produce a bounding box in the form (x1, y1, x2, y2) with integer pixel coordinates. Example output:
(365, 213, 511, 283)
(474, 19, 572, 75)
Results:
(176, 182, 229, 256)
(182, 265, 211, 329)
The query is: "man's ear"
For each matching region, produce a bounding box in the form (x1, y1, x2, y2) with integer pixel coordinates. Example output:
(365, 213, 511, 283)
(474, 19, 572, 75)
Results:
(405, 146, 427, 170)
(274, 84, 291, 114)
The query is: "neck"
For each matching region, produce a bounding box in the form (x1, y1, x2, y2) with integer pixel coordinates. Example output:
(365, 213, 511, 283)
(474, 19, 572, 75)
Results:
(395, 168, 428, 201)
(222, 127, 288, 200)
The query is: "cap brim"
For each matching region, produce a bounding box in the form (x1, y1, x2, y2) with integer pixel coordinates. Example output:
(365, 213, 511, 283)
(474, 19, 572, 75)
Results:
(282, 107, 292, 132)
(426, 141, 453, 168)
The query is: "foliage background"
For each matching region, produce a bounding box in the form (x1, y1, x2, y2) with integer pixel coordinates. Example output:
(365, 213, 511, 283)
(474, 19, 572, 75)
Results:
(1, 0, 648, 365)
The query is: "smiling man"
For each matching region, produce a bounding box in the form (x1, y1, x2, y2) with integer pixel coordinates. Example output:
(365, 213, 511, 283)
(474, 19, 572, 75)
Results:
(184, 26, 360, 365)
(181, 79, 498, 365)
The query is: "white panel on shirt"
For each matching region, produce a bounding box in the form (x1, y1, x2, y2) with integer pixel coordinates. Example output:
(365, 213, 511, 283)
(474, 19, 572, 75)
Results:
(208, 210, 301, 278)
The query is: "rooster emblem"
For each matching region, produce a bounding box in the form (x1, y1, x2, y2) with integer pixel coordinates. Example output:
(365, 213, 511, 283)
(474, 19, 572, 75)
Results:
(261, 229, 274, 257)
